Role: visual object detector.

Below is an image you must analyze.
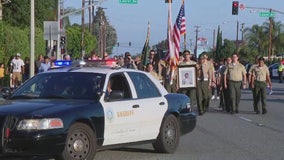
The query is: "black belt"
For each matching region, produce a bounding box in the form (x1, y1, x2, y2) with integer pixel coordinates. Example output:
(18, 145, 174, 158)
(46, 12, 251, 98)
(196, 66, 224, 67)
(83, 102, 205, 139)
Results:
(229, 80, 241, 83)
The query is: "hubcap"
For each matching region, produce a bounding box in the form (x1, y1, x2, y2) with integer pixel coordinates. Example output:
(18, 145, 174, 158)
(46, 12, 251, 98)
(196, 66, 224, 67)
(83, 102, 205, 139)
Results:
(165, 121, 176, 144)
(73, 139, 84, 152)
(67, 131, 90, 159)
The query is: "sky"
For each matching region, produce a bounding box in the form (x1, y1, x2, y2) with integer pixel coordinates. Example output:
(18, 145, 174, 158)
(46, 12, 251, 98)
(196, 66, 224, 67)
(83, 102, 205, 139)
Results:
(64, 0, 284, 56)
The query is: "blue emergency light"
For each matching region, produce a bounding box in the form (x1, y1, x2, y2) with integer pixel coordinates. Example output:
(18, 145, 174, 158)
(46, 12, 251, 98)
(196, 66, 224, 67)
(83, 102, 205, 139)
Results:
(54, 60, 72, 67)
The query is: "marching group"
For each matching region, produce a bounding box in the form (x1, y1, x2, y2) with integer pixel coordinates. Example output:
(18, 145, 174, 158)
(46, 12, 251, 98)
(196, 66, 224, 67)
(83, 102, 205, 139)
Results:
(118, 50, 273, 116)
(106, 49, 273, 116)
(0, 50, 274, 116)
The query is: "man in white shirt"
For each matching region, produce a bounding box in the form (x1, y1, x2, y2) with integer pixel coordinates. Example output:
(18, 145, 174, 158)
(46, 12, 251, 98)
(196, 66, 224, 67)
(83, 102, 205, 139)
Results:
(11, 53, 25, 88)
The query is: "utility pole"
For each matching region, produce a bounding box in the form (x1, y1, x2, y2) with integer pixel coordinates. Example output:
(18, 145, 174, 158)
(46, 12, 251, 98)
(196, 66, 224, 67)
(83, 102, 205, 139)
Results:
(241, 23, 245, 42)
(212, 29, 216, 51)
(236, 21, 239, 53)
(88, 0, 92, 33)
(81, 0, 85, 59)
(30, 0, 35, 78)
(194, 26, 200, 59)
(91, 0, 95, 35)
(268, 8, 273, 61)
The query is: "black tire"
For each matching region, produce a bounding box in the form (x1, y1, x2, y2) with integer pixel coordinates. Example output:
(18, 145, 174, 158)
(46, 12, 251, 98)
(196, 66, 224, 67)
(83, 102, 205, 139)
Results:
(57, 122, 97, 160)
(153, 114, 180, 153)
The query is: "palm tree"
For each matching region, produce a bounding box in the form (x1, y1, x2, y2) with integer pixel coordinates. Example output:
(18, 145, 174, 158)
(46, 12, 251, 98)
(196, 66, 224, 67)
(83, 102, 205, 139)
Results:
(244, 24, 268, 56)
(271, 21, 284, 55)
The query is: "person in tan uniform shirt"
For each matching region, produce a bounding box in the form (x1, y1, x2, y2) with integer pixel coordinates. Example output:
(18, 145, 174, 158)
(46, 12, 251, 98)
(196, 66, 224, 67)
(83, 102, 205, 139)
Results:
(203, 52, 216, 107)
(251, 57, 272, 114)
(196, 54, 212, 115)
(248, 55, 261, 112)
(224, 54, 246, 114)
(179, 50, 197, 106)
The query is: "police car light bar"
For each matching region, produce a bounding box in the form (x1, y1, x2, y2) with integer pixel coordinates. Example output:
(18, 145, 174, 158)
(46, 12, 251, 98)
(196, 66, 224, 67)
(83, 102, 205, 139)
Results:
(82, 59, 119, 68)
(54, 60, 72, 67)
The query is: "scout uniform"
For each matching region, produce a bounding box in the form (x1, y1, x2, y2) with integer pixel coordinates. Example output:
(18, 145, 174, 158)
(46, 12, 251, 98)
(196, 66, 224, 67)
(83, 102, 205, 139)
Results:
(179, 60, 197, 106)
(252, 64, 270, 114)
(248, 63, 258, 112)
(196, 55, 212, 115)
(224, 62, 246, 114)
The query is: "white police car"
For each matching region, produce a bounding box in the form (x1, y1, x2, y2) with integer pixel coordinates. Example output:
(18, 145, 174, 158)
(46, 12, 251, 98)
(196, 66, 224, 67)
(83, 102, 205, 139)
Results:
(0, 60, 196, 160)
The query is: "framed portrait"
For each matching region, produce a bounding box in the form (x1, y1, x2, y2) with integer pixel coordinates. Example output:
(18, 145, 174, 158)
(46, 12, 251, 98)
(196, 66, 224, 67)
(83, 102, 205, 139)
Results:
(178, 65, 196, 88)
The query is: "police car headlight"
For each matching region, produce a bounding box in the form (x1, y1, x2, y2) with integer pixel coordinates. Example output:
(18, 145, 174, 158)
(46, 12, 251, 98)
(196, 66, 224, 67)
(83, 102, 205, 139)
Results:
(17, 118, 64, 130)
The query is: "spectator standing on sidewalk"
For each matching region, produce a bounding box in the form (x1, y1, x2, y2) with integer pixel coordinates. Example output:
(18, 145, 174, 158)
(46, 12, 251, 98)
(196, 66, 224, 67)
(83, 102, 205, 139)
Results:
(251, 57, 272, 114)
(278, 60, 283, 83)
(39, 56, 51, 72)
(10, 53, 25, 89)
(23, 57, 30, 82)
(0, 63, 5, 89)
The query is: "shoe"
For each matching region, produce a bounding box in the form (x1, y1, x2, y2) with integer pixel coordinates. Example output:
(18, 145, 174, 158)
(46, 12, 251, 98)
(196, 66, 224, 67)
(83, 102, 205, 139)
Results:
(199, 112, 203, 116)
(262, 109, 267, 114)
(230, 111, 235, 114)
(211, 95, 215, 100)
(235, 110, 238, 114)
(216, 96, 220, 100)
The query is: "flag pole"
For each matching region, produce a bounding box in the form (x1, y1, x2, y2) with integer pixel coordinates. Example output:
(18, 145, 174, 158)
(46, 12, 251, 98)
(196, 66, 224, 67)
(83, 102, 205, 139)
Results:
(182, 0, 186, 51)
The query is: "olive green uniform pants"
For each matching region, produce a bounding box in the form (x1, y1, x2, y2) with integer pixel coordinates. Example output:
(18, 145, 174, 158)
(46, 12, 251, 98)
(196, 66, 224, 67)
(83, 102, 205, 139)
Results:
(254, 81, 267, 112)
(228, 81, 242, 113)
(196, 80, 209, 114)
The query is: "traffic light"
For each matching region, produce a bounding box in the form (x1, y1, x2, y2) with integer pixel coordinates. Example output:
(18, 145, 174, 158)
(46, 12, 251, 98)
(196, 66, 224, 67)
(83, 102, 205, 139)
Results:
(60, 36, 66, 45)
(61, 48, 65, 54)
(232, 1, 239, 15)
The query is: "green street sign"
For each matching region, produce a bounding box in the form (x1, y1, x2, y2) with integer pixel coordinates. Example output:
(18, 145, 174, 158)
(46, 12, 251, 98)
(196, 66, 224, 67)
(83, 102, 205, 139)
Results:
(259, 12, 275, 17)
(119, 0, 138, 4)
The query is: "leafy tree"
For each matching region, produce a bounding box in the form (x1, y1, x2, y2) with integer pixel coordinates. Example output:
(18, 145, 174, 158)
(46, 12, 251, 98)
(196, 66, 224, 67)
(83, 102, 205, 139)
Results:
(221, 39, 235, 59)
(3, 0, 57, 28)
(214, 25, 223, 61)
(65, 25, 96, 59)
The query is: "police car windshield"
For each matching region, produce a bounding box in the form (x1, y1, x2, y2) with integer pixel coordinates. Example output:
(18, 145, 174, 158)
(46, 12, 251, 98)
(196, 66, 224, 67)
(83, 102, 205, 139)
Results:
(11, 72, 106, 100)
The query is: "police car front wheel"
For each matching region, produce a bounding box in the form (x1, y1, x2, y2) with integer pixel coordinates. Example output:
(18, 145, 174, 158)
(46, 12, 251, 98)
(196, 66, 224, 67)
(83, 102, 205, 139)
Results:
(153, 114, 180, 153)
(57, 122, 97, 160)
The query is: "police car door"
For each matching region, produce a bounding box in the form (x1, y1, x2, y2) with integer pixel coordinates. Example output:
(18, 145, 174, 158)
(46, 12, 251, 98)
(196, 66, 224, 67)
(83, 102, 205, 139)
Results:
(126, 71, 167, 142)
(102, 73, 141, 145)
(101, 72, 167, 146)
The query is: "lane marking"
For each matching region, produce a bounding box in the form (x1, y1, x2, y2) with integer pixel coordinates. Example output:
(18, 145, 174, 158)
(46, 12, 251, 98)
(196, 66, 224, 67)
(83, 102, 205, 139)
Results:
(239, 116, 252, 122)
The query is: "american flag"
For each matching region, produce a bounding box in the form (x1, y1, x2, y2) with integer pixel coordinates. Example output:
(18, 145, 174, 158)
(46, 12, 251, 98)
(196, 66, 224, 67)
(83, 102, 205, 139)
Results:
(165, 1, 186, 68)
(173, 1, 186, 62)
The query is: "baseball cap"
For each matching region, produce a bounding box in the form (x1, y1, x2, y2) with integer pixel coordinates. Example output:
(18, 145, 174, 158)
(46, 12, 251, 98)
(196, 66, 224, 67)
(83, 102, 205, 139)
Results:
(125, 52, 131, 57)
(16, 53, 21, 57)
